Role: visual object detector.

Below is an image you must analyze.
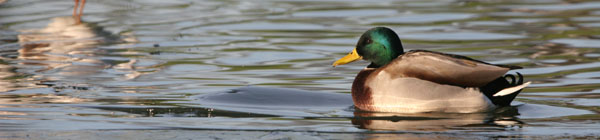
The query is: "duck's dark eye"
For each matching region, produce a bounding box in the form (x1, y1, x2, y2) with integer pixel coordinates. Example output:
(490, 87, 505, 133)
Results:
(366, 39, 372, 44)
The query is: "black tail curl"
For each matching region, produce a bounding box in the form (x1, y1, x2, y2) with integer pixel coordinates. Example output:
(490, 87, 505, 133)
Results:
(480, 72, 525, 106)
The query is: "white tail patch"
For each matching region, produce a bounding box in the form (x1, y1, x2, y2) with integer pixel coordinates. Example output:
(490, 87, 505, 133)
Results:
(493, 81, 531, 97)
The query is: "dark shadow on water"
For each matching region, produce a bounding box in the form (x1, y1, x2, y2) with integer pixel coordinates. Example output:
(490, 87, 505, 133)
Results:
(92, 106, 278, 118)
(195, 86, 353, 109)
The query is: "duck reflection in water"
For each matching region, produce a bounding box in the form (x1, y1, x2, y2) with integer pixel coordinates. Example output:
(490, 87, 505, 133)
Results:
(351, 107, 522, 131)
(18, 16, 139, 80)
(16, 1, 139, 88)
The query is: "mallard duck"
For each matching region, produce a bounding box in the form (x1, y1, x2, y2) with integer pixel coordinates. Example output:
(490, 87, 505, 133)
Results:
(333, 27, 531, 113)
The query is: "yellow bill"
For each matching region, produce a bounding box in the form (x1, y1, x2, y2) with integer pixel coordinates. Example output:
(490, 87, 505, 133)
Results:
(332, 48, 362, 67)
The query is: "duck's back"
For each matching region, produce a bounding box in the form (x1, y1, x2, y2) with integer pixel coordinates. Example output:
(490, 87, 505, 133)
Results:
(382, 50, 513, 87)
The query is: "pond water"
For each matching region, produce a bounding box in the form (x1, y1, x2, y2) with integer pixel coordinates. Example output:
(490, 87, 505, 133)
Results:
(1, 0, 600, 139)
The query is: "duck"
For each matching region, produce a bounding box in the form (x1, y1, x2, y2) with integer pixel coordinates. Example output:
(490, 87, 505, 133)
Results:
(333, 27, 531, 113)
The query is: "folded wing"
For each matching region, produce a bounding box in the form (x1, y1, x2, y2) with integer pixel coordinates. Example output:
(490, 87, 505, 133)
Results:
(381, 50, 513, 87)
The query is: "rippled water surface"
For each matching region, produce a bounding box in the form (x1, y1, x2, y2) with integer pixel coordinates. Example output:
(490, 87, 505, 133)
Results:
(1, 0, 600, 139)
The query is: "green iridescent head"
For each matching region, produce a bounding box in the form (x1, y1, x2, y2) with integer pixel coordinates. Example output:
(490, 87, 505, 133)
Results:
(333, 27, 404, 68)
